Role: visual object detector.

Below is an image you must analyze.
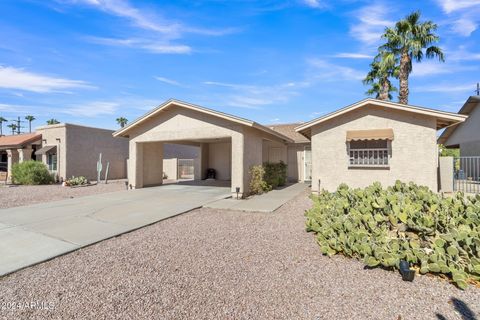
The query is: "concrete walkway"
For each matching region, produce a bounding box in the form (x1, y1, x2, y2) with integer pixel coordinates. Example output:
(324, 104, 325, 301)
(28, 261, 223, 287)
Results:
(0, 184, 230, 276)
(204, 183, 309, 212)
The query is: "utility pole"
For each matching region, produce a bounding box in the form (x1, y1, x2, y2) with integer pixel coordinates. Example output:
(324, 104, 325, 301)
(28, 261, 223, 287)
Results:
(16, 116, 20, 134)
(476, 83, 480, 96)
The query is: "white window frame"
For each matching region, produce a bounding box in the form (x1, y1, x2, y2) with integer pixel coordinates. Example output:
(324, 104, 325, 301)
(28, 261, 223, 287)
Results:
(348, 140, 390, 168)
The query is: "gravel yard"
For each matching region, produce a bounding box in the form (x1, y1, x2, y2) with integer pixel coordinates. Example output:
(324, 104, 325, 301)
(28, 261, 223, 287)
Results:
(0, 190, 478, 319)
(0, 180, 127, 209)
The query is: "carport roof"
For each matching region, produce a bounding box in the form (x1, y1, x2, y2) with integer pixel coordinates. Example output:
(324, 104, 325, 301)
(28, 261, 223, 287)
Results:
(113, 99, 294, 143)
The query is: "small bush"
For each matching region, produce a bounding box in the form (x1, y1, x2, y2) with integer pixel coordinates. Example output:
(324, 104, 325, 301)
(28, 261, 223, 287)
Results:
(249, 165, 271, 195)
(65, 176, 88, 186)
(264, 161, 287, 189)
(305, 181, 480, 289)
(249, 161, 288, 195)
(11, 160, 54, 185)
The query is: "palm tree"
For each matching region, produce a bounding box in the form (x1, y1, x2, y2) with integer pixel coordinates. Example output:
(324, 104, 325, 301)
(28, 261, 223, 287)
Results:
(7, 123, 17, 135)
(46, 119, 60, 125)
(0, 117, 7, 136)
(116, 117, 128, 128)
(25, 115, 36, 133)
(381, 11, 444, 104)
(363, 51, 398, 101)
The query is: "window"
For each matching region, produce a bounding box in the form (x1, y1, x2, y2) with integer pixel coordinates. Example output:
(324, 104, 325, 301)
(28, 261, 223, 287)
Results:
(47, 153, 57, 171)
(349, 140, 389, 167)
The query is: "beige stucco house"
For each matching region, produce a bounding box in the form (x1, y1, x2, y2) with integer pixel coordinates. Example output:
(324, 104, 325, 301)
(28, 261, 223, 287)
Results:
(295, 99, 466, 192)
(35, 123, 129, 181)
(114, 98, 466, 196)
(438, 96, 480, 156)
(0, 133, 42, 183)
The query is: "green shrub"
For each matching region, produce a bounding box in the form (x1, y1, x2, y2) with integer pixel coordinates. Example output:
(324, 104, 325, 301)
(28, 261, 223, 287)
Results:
(249, 161, 288, 195)
(65, 176, 88, 186)
(11, 160, 54, 185)
(249, 165, 271, 195)
(305, 181, 480, 289)
(264, 161, 287, 189)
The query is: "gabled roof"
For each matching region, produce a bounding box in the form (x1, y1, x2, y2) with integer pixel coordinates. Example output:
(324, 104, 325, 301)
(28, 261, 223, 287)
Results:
(113, 99, 294, 143)
(295, 98, 468, 138)
(438, 96, 479, 146)
(268, 123, 310, 143)
(0, 133, 42, 148)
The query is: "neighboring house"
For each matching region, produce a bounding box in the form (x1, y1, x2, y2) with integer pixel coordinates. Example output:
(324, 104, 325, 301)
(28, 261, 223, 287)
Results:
(295, 99, 466, 192)
(438, 96, 480, 156)
(35, 123, 129, 181)
(0, 133, 42, 183)
(114, 98, 465, 196)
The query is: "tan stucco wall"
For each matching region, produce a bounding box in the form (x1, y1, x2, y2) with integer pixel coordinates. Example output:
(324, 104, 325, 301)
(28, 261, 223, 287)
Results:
(36, 124, 129, 181)
(262, 140, 287, 163)
(438, 156, 454, 193)
(208, 142, 231, 180)
(310, 105, 438, 192)
(163, 158, 178, 180)
(142, 142, 163, 186)
(446, 101, 480, 156)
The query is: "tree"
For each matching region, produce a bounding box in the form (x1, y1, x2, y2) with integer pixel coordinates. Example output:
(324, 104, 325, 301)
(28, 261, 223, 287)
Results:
(363, 51, 398, 100)
(116, 117, 128, 128)
(46, 119, 60, 125)
(7, 123, 17, 135)
(25, 115, 36, 133)
(0, 117, 7, 136)
(381, 11, 444, 104)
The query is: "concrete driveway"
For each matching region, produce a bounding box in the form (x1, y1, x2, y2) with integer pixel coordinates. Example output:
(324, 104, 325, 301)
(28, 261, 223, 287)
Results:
(0, 184, 230, 276)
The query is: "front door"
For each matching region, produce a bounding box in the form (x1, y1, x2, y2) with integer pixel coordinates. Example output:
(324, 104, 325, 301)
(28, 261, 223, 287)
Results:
(304, 147, 312, 181)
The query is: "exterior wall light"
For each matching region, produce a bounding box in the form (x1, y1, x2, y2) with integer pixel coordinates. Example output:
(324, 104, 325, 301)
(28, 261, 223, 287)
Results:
(236, 187, 240, 199)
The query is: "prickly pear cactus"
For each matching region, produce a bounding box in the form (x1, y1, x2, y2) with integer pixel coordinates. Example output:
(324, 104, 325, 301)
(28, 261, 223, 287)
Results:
(305, 180, 480, 290)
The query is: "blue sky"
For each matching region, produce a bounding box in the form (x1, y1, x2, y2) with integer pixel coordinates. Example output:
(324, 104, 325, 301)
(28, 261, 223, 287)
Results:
(0, 0, 479, 131)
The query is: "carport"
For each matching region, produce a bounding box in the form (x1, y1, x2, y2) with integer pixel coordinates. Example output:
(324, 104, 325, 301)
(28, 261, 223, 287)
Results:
(114, 99, 292, 197)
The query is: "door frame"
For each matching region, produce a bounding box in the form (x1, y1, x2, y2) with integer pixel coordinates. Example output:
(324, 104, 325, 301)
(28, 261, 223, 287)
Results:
(303, 146, 312, 182)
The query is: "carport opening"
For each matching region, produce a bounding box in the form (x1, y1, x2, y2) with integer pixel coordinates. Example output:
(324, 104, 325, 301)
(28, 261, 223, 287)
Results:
(141, 138, 232, 188)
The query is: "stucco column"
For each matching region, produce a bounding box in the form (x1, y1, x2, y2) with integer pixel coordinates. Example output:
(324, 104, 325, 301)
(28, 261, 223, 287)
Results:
(231, 135, 244, 198)
(199, 143, 209, 180)
(6, 149, 18, 184)
(128, 141, 144, 189)
(17, 147, 33, 163)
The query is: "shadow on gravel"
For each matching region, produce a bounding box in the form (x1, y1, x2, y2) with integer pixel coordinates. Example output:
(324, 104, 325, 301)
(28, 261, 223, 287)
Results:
(436, 298, 477, 320)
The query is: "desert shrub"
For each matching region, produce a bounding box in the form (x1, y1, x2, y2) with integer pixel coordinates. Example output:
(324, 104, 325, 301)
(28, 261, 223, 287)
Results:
(65, 176, 88, 186)
(249, 165, 271, 195)
(264, 161, 288, 189)
(11, 160, 54, 185)
(305, 181, 480, 289)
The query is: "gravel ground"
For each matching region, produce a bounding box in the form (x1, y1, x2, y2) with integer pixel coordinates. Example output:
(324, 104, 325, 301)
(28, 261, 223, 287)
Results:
(0, 180, 127, 209)
(0, 190, 478, 319)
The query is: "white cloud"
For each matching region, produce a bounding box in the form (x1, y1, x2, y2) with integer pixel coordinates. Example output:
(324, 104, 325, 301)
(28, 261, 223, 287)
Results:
(307, 59, 365, 81)
(333, 53, 373, 59)
(203, 81, 307, 108)
(301, 0, 325, 9)
(435, 0, 480, 13)
(349, 4, 394, 45)
(61, 101, 119, 117)
(447, 46, 480, 61)
(414, 83, 476, 93)
(154, 76, 182, 86)
(451, 17, 478, 36)
(0, 66, 94, 93)
(410, 61, 476, 77)
(86, 37, 192, 54)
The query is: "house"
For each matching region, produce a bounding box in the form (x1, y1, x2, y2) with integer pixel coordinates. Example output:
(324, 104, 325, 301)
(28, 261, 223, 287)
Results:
(35, 123, 129, 181)
(0, 133, 42, 183)
(114, 98, 466, 197)
(295, 99, 466, 192)
(438, 96, 480, 156)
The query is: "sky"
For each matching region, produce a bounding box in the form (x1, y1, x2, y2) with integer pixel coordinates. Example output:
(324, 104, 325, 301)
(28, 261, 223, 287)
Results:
(0, 0, 479, 132)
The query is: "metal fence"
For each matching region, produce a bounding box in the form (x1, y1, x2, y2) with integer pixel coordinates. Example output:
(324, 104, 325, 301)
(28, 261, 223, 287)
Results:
(178, 159, 195, 179)
(453, 156, 480, 194)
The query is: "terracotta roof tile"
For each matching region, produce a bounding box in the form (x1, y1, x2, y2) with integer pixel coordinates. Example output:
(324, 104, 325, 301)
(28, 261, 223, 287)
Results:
(0, 133, 42, 148)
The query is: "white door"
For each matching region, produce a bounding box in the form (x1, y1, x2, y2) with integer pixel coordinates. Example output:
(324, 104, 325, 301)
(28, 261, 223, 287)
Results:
(304, 147, 312, 181)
